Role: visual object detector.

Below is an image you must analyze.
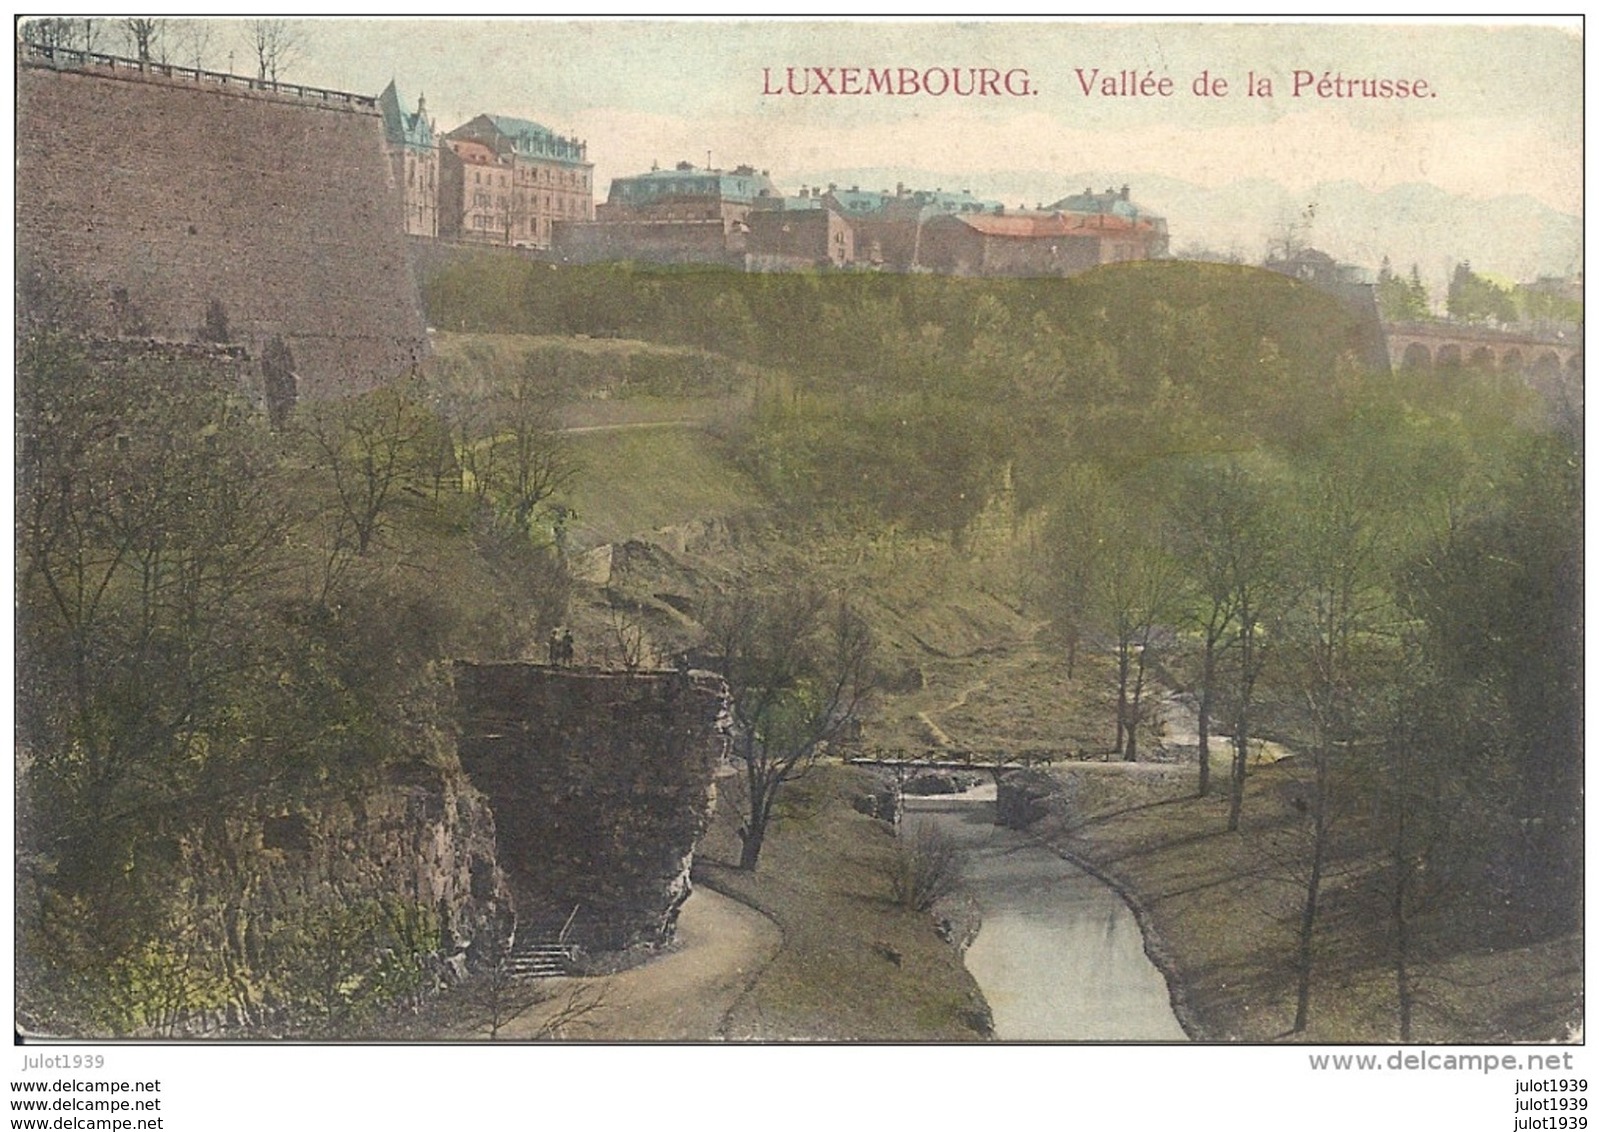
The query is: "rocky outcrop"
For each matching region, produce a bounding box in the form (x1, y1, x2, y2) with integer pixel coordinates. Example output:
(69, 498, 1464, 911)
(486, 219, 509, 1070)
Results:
(995, 768, 1061, 829)
(454, 663, 731, 952)
(235, 770, 510, 969)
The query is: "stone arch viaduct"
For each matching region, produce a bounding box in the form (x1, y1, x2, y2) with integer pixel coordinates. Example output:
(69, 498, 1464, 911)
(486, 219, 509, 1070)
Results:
(1384, 321, 1581, 382)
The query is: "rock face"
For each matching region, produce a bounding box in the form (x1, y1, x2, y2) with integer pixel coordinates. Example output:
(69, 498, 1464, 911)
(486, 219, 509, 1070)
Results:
(149, 767, 511, 1035)
(454, 663, 731, 952)
(16, 51, 427, 402)
(995, 768, 1061, 829)
(240, 771, 511, 965)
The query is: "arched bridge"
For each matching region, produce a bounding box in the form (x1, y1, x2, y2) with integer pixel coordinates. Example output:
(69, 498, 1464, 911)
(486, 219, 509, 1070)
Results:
(1384, 320, 1581, 380)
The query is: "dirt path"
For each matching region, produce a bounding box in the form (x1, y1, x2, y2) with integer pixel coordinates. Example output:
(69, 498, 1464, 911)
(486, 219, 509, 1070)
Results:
(493, 885, 780, 1041)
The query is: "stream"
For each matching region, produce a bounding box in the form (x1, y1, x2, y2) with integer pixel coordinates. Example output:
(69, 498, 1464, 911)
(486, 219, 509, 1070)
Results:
(906, 789, 1188, 1041)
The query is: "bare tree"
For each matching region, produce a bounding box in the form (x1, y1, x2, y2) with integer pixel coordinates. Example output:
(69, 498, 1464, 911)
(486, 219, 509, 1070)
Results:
(1279, 470, 1390, 1034)
(1099, 526, 1183, 762)
(705, 586, 875, 871)
(889, 821, 966, 912)
(455, 362, 576, 536)
(173, 19, 215, 71)
(1169, 460, 1257, 796)
(297, 382, 442, 579)
(25, 17, 102, 52)
(604, 607, 654, 672)
(23, 18, 76, 48)
(1039, 462, 1112, 680)
(122, 18, 163, 62)
(245, 18, 300, 83)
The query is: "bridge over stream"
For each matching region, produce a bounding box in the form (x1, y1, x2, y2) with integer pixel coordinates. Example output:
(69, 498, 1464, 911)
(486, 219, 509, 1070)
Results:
(845, 749, 1069, 773)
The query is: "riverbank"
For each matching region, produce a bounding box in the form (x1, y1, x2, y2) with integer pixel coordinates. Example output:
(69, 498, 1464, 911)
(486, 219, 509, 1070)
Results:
(695, 765, 994, 1040)
(1017, 761, 1582, 1043)
(908, 789, 1187, 1040)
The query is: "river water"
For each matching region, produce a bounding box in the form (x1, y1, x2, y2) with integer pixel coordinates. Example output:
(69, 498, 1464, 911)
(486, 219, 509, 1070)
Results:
(906, 790, 1187, 1041)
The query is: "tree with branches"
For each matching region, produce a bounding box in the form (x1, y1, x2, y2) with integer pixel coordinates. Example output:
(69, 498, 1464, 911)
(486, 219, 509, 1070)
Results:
(457, 361, 576, 536)
(122, 18, 164, 62)
(25, 18, 102, 52)
(245, 18, 299, 83)
(705, 586, 875, 871)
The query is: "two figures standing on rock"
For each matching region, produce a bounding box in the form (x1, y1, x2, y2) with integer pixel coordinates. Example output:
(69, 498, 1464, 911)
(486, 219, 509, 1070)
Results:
(548, 627, 576, 667)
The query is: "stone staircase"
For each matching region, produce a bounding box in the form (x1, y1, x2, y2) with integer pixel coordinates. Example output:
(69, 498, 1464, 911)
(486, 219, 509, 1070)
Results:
(505, 941, 573, 979)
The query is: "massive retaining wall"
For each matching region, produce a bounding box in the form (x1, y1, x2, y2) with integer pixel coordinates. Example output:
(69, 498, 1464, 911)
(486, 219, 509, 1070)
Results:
(16, 51, 427, 401)
(454, 663, 731, 952)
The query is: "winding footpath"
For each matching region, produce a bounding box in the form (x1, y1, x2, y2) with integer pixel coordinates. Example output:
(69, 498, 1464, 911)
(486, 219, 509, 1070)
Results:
(493, 886, 780, 1041)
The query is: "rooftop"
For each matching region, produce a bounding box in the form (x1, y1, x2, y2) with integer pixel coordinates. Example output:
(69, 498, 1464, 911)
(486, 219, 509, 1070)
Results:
(953, 211, 1154, 238)
(449, 113, 589, 165)
(1047, 185, 1165, 226)
(378, 81, 433, 149)
(607, 162, 779, 205)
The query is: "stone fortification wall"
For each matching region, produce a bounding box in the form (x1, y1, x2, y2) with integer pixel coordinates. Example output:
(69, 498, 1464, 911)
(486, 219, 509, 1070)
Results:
(454, 663, 731, 952)
(16, 55, 427, 401)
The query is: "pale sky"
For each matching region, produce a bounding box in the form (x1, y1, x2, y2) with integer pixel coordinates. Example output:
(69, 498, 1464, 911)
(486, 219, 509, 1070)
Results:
(112, 18, 1588, 284)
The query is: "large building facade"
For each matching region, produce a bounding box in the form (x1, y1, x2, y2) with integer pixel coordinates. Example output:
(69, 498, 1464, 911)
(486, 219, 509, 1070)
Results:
(556, 161, 780, 265)
(441, 114, 593, 248)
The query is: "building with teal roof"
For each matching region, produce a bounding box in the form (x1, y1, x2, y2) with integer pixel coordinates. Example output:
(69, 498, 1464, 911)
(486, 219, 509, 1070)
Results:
(602, 161, 779, 211)
(378, 81, 438, 237)
(443, 112, 593, 249)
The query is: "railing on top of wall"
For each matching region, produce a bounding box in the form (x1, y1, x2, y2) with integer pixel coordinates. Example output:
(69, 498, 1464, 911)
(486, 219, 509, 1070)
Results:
(19, 41, 378, 110)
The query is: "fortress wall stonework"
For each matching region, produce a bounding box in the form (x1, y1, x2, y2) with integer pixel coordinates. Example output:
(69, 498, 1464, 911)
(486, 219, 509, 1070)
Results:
(17, 61, 427, 400)
(454, 664, 731, 952)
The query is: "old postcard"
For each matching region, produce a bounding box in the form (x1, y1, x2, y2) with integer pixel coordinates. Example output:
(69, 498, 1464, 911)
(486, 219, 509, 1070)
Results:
(11, 14, 1583, 1126)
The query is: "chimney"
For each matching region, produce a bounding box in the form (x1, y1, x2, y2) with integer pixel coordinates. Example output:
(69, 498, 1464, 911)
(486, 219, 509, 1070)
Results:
(1121, 184, 1130, 200)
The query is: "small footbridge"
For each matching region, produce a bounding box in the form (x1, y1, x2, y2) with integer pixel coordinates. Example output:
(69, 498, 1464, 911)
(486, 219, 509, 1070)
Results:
(844, 747, 1067, 774)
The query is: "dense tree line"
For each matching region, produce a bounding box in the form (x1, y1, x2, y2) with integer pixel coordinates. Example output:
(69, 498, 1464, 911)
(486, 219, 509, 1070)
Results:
(424, 257, 1381, 537)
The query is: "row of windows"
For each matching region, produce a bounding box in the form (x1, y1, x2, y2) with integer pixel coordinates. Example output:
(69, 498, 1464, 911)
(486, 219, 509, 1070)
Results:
(515, 165, 590, 190)
(465, 192, 590, 216)
(471, 165, 589, 190)
(468, 214, 553, 239)
(463, 194, 594, 219)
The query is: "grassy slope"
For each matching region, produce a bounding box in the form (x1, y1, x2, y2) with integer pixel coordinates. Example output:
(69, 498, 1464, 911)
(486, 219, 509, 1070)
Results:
(1024, 762, 1582, 1043)
(556, 426, 760, 550)
(695, 765, 992, 1041)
